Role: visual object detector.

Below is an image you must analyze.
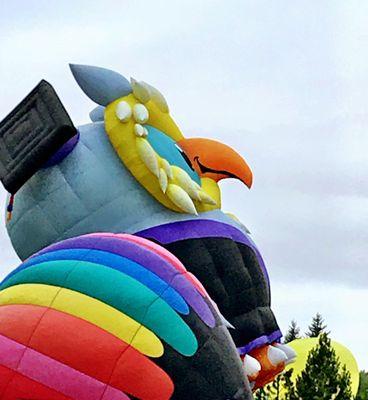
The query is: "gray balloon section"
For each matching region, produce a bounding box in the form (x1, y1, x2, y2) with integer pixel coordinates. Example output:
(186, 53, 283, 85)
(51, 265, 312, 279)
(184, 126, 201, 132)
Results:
(6, 121, 246, 260)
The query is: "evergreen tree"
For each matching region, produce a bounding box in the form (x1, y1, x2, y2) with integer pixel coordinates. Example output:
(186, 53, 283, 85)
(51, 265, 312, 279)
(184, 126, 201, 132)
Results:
(254, 386, 268, 400)
(305, 312, 327, 337)
(284, 320, 301, 343)
(254, 370, 297, 400)
(356, 370, 368, 400)
(282, 369, 297, 400)
(294, 333, 352, 399)
(335, 365, 352, 400)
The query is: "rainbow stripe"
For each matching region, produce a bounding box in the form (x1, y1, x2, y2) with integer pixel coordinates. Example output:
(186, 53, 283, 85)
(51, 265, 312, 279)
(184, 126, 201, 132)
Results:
(0, 233, 217, 400)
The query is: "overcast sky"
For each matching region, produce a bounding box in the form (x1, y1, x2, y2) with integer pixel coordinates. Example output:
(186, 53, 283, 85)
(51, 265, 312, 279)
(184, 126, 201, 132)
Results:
(0, 1, 367, 370)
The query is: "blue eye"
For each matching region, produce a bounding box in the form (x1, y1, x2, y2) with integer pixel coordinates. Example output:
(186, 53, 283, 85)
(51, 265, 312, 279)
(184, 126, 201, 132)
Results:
(145, 125, 201, 185)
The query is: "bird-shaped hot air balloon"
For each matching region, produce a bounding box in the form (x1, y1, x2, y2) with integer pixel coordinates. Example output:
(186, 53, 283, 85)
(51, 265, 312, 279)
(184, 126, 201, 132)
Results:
(0, 64, 294, 398)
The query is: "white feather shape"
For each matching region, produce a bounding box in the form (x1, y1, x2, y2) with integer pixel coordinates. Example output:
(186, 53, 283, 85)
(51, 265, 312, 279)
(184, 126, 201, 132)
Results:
(133, 103, 149, 124)
(161, 158, 173, 179)
(136, 137, 159, 177)
(115, 101, 132, 122)
(173, 167, 201, 200)
(198, 190, 217, 205)
(134, 123, 148, 137)
(166, 184, 198, 215)
(158, 168, 168, 193)
(130, 78, 151, 103)
(143, 82, 169, 113)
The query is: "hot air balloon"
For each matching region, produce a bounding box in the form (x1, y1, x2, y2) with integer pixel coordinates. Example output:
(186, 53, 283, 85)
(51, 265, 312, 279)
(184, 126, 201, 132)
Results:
(0, 233, 251, 399)
(281, 338, 359, 398)
(0, 64, 293, 395)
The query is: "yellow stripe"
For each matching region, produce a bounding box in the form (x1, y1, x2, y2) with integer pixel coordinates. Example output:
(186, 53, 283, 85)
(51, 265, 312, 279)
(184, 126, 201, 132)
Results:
(0, 284, 163, 357)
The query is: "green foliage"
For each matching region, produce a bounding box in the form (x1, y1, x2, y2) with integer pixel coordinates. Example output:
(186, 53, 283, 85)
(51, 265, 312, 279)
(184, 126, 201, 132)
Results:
(356, 371, 368, 400)
(282, 369, 297, 400)
(284, 320, 301, 343)
(254, 370, 296, 400)
(335, 365, 353, 400)
(295, 333, 352, 399)
(254, 386, 268, 400)
(254, 319, 354, 400)
(305, 312, 327, 338)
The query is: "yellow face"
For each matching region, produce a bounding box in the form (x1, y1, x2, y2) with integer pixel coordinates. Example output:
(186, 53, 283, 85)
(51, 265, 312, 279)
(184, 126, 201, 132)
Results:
(104, 80, 253, 215)
(104, 89, 221, 215)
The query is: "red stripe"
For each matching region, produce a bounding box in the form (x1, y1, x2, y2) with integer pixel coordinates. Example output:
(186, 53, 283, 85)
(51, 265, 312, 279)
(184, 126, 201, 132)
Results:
(0, 334, 130, 400)
(0, 364, 71, 400)
(0, 304, 173, 400)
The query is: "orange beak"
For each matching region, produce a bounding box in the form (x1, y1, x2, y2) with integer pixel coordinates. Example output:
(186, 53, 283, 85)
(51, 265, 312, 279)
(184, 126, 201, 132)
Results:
(177, 138, 253, 188)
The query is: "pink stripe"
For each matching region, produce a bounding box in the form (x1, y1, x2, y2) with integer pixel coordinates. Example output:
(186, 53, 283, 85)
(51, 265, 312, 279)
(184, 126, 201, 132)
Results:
(119, 234, 207, 297)
(0, 334, 23, 369)
(0, 334, 129, 400)
(102, 386, 131, 400)
(91, 232, 207, 296)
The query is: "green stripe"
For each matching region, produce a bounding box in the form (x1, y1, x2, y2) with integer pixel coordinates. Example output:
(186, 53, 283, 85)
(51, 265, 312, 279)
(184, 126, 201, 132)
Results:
(0, 260, 197, 356)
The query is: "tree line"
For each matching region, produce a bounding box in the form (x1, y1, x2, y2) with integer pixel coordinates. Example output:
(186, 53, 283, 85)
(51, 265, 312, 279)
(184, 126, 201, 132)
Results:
(254, 313, 368, 399)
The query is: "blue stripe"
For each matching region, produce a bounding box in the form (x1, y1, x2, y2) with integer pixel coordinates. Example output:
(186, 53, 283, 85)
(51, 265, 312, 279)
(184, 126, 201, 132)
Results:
(3, 248, 189, 315)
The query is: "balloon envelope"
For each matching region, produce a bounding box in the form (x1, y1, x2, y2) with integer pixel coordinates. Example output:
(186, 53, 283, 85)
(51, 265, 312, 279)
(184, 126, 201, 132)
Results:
(283, 338, 359, 397)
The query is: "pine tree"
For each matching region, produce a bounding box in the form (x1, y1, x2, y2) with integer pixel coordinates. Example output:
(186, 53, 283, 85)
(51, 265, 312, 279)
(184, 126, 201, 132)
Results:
(284, 320, 301, 343)
(283, 369, 297, 400)
(335, 365, 353, 400)
(356, 370, 368, 400)
(254, 386, 268, 400)
(294, 333, 352, 399)
(254, 370, 297, 400)
(305, 313, 327, 337)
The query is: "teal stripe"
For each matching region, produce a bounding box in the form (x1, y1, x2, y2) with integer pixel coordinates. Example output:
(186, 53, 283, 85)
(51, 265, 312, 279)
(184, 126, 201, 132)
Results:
(1, 260, 198, 356)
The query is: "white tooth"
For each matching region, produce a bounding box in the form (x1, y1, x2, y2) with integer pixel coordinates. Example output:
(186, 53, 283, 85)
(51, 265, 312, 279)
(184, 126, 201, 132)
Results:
(267, 345, 288, 366)
(136, 137, 159, 177)
(243, 355, 261, 378)
(274, 343, 297, 365)
(198, 191, 217, 205)
(166, 184, 198, 215)
(159, 168, 168, 193)
(115, 101, 132, 122)
(134, 123, 147, 137)
(133, 103, 149, 124)
(161, 158, 173, 179)
(130, 78, 151, 103)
